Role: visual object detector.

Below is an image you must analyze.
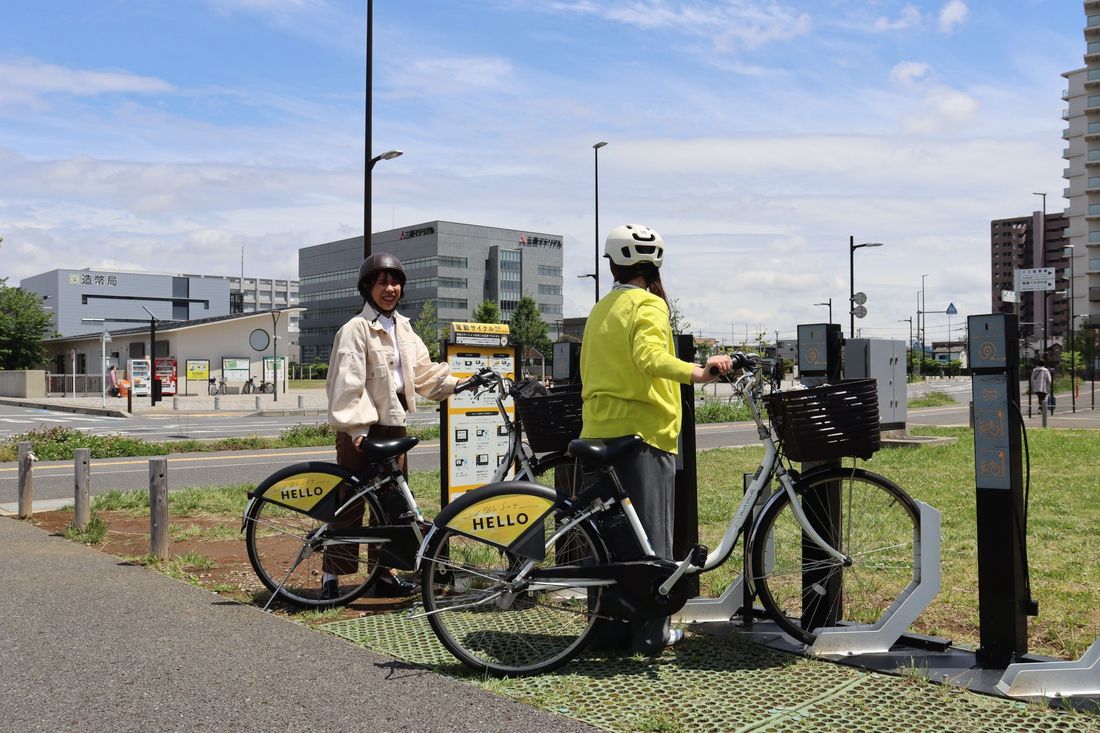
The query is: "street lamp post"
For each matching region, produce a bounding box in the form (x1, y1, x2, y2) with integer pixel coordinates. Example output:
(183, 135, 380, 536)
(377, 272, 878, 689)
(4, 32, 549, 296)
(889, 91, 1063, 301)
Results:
(813, 298, 832, 323)
(898, 317, 913, 374)
(593, 141, 607, 305)
(919, 275, 929, 378)
(849, 236, 883, 338)
(364, 149, 403, 259)
(271, 311, 282, 403)
(1066, 244, 1076, 412)
(100, 329, 111, 409)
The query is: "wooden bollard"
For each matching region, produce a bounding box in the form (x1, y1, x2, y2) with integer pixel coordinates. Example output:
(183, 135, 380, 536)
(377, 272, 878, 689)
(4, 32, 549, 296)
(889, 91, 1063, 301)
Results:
(149, 457, 169, 560)
(74, 448, 91, 530)
(17, 442, 33, 518)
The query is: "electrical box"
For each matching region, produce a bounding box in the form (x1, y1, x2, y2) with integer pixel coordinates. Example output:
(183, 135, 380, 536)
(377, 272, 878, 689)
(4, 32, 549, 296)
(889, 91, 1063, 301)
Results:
(552, 341, 581, 385)
(844, 339, 908, 430)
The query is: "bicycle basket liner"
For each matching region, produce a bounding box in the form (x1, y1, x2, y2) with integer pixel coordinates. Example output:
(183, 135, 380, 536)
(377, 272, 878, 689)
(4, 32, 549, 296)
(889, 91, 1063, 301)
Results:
(763, 378, 880, 462)
(514, 385, 583, 453)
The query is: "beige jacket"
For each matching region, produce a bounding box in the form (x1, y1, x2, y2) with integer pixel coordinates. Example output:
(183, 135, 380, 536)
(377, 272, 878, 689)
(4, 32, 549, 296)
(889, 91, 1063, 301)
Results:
(326, 303, 458, 440)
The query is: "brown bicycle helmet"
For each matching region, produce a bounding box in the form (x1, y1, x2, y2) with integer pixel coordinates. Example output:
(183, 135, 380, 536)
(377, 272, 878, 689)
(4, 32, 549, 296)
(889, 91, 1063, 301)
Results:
(357, 252, 406, 300)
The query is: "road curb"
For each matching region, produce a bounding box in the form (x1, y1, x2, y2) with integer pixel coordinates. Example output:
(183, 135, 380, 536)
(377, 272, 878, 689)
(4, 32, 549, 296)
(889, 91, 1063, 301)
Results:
(0, 397, 130, 418)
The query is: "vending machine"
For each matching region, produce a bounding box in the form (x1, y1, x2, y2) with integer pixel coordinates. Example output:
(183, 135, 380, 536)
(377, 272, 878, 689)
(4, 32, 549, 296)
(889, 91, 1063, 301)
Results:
(154, 357, 178, 396)
(128, 358, 151, 397)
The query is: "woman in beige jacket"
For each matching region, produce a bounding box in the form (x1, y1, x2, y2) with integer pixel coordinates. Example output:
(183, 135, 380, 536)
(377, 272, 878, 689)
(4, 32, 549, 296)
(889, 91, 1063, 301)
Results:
(323, 252, 473, 599)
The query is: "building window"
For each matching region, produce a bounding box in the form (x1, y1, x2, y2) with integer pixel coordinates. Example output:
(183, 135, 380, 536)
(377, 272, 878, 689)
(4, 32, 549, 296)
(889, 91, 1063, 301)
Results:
(300, 287, 358, 302)
(437, 298, 468, 309)
(538, 265, 562, 277)
(300, 268, 357, 286)
(538, 284, 562, 295)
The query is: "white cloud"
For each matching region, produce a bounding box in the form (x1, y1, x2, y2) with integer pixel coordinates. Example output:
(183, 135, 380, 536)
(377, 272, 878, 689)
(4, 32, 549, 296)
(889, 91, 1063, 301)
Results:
(0, 59, 173, 106)
(890, 61, 933, 87)
(938, 1, 969, 34)
(386, 57, 515, 97)
(538, 1, 812, 52)
(872, 4, 921, 32)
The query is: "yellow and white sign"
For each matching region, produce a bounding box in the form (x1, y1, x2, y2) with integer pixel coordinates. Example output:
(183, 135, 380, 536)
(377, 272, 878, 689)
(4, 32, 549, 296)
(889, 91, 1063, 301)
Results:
(446, 494, 554, 547)
(266, 472, 345, 513)
(445, 345, 516, 499)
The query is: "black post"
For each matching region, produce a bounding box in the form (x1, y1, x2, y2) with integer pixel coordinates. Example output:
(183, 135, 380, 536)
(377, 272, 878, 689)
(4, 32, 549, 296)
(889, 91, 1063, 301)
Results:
(968, 314, 1030, 667)
(673, 333, 699, 598)
(363, 0, 372, 260)
(149, 316, 156, 407)
(796, 323, 844, 631)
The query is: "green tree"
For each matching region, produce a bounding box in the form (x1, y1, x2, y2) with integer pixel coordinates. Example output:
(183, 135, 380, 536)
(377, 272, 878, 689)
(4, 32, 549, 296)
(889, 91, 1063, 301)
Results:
(471, 298, 501, 324)
(668, 297, 692, 335)
(508, 295, 552, 364)
(0, 286, 53, 369)
(412, 299, 442, 360)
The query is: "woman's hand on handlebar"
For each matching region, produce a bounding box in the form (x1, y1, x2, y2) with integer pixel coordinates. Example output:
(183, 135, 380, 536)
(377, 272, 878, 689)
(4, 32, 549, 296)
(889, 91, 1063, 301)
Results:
(692, 354, 734, 383)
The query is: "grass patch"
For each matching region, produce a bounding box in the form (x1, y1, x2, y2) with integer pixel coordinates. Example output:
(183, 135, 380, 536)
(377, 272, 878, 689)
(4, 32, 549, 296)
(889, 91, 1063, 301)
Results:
(908, 391, 957, 408)
(0, 422, 443, 462)
(62, 515, 109, 544)
(91, 485, 251, 516)
(694, 400, 753, 424)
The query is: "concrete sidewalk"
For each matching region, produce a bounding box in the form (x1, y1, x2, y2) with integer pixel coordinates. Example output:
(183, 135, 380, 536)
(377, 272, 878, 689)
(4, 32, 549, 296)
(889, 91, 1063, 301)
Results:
(0, 516, 597, 733)
(0, 388, 330, 418)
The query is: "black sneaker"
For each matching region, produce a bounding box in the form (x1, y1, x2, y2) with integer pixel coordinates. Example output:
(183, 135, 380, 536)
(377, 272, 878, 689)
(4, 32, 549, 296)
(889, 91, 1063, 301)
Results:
(320, 578, 340, 602)
(374, 574, 417, 597)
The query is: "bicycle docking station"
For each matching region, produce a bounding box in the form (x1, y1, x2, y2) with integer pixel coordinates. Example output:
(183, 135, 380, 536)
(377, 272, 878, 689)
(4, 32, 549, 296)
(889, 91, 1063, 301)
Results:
(970, 314, 1100, 701)
(678, 323, 946, 685)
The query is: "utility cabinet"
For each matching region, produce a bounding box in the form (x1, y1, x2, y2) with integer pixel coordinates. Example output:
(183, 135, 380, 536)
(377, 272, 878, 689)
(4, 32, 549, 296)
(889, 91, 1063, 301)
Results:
(844, 339, 907, 430)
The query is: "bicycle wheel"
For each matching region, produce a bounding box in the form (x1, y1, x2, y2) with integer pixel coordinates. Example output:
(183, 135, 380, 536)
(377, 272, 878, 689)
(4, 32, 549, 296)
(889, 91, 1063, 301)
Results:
(422, 512, 607, 676)
(750, 467, 920, 645)
(244, 474, 385, 607)
(243, 381, 253, 394)
(262, 381, 274, 394)
(218, 382, 227, 395)
(208, 382, 217, 396)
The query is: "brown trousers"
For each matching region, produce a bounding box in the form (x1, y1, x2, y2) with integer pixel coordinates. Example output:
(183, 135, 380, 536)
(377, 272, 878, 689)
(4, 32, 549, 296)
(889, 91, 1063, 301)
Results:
(323, 398, 409, 575)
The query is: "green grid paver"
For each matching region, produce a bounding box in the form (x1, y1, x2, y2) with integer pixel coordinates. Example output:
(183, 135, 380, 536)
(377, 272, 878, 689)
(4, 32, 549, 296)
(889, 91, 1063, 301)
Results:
(323, 614, 1100, 733)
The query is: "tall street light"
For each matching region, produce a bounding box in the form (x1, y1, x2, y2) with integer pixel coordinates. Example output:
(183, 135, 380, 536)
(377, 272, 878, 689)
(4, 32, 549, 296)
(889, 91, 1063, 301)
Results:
(593, 141, 608, 305)
(919, 274, 929, 378)
(813, 298, 832, 323)
(898, 317, 913, 374)
(364, 149, 404, 259)
(1033, 192, 1047, 355)
(364, 0, 373, 258)
(1066, 243, 1076, 412)
(849, 236, 883, 337)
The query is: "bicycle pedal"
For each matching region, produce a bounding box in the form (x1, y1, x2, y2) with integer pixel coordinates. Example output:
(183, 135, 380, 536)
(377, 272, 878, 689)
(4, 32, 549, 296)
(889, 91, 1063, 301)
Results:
(689, 544, 709, 568)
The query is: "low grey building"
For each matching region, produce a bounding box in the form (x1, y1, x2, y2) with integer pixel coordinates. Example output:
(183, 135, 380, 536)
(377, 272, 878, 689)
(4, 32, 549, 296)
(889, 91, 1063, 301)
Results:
(299, 221, 564, 363)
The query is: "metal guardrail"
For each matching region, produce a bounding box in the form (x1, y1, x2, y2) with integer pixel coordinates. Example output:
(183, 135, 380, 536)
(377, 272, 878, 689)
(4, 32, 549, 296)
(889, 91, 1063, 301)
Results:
(46, 373, 106, 396)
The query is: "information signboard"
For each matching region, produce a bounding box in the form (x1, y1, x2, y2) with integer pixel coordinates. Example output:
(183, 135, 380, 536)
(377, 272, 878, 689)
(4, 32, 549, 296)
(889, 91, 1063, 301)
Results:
(222, 357, 250, 383)
(262, 356, 287, 385)
(185, 359, 209, 395)
(1013, 268, 1055, 293)
(441, 323, 516, 503)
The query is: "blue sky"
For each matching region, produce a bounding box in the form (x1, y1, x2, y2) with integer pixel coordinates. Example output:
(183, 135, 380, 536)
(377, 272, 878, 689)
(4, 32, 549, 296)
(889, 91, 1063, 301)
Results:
(0, 0, 1084, 344)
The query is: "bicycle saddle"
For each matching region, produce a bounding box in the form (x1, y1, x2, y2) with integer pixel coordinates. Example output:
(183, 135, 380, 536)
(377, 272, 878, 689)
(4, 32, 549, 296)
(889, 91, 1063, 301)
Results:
(566, 435, 644, 466)
(357, 436, 420, 461)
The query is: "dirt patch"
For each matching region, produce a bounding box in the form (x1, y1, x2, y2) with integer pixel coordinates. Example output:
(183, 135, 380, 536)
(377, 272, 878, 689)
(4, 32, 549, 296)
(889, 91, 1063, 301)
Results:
(28, 509, 412, 619)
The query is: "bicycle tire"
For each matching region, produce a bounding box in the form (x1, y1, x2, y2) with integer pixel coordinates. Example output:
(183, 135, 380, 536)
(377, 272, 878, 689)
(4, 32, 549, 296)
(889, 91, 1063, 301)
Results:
(208, 383, 217, 396)
(750, 466, 921, 645)
(421, 499, 607, 676)
(218, 383, 227, 395)
(244, 467, 386, 607)
(261, 381, 274, 394)
(243, 381, 253, 394)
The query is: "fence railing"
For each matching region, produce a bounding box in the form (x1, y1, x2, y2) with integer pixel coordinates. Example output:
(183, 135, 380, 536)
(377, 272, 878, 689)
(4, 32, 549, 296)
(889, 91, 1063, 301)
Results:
(46, 374, 106, 396)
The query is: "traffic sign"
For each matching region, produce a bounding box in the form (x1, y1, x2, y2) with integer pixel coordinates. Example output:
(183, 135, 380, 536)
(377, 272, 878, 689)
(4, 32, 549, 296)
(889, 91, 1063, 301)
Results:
(1014, 267, 1055, 293)
(852, 292, 867, 305)
(1001, 290, 1017, 304)
(852, 305, 868, 319)
(946, 303, 957, 315)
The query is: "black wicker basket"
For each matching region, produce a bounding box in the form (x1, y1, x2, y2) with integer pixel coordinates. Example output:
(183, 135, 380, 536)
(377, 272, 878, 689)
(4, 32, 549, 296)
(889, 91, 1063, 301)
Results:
(514, 385, 583, 454)
(763, 379, 880, 463)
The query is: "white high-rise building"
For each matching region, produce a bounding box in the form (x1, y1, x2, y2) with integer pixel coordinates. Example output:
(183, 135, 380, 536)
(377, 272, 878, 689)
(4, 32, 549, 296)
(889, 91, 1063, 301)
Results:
(1063, 1, 1100, 347)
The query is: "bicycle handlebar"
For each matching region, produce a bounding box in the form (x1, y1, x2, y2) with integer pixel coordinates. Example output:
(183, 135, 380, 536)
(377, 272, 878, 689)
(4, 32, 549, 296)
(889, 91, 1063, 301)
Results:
(708, 351, 759, 375)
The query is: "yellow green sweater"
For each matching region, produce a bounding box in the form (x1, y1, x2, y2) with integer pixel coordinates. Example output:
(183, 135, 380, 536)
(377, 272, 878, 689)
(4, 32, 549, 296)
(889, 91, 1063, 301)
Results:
(580, 287, 695, 454)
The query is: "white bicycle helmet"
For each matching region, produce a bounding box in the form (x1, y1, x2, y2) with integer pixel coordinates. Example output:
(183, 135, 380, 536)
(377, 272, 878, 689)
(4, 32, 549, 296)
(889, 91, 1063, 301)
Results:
(604, 224, 664, 268)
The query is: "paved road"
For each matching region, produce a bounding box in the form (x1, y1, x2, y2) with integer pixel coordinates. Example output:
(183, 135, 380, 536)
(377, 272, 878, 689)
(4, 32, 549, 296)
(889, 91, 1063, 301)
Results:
(0, 516, 598, 733)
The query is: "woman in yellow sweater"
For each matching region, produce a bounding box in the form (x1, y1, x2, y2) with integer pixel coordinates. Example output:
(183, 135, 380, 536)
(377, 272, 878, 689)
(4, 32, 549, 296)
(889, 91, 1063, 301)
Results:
(580, 223, 733, 654)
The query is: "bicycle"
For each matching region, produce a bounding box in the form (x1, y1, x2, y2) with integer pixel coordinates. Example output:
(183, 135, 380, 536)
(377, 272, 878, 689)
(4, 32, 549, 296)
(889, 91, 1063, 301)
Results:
(243, 376, 274, 394)
(241, 368, 583, 607)
(414, 353, 922, 676)
(208, 377, 227, 395)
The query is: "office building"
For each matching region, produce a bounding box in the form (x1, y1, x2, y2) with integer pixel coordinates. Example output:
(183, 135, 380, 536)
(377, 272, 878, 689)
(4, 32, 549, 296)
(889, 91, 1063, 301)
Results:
(19, 268, 300, 363)
(298, 221, 564, 363)
(990, 213, 1071, 356)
